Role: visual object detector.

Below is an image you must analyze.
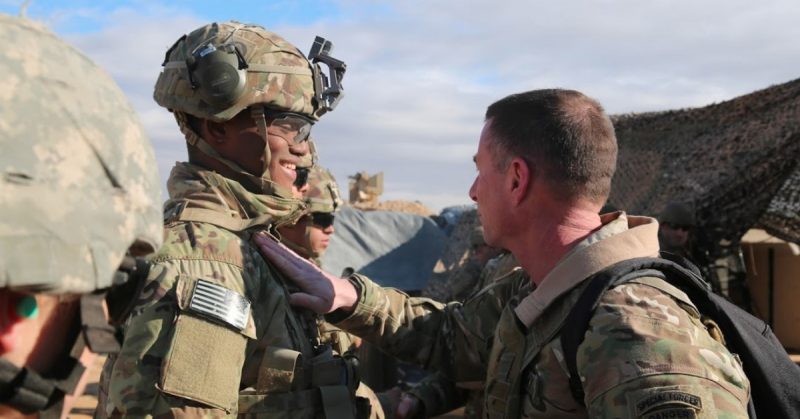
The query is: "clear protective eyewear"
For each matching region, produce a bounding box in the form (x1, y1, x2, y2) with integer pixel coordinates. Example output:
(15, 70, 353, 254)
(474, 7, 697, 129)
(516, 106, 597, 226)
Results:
(266, 110, 314, 145)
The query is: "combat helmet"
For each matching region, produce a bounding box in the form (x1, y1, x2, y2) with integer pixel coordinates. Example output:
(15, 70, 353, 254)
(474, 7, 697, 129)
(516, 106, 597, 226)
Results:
(0, 15, 163, 295)
(306, 165, 343, 214)
(154, 21, 345, 196)
(0, 14, 162, 415)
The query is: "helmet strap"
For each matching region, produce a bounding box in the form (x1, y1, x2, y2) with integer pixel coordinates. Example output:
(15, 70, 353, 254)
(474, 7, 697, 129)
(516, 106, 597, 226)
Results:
(174, 111, 295, 199)
(251, 106, 271, 174)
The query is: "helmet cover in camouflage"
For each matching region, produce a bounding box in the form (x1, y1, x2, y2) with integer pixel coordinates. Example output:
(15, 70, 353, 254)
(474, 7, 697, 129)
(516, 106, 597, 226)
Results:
(0, 14, 163, 294)
(305, 165, 342, 214)
(154, 21, 321, 122)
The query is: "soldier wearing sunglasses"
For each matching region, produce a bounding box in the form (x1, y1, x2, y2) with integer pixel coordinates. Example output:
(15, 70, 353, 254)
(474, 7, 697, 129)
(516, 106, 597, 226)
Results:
(279, 166, 395, 418)
(280, 166, 342, 265)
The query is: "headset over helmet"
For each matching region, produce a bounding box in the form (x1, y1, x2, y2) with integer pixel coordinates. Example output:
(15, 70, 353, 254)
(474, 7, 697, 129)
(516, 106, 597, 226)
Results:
(154, 22, 346, 197)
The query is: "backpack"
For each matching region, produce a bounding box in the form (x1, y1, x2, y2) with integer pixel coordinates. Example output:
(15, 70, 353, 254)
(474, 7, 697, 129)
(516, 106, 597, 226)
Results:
(560, 255, 800, 419)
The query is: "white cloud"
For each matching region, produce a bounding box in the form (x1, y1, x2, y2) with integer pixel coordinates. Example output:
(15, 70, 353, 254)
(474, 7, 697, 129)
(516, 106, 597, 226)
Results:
(40, 0, 800, 211)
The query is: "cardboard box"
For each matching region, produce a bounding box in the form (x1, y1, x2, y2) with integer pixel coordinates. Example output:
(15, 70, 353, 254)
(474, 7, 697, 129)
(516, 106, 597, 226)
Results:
(740, 229, 800, 351)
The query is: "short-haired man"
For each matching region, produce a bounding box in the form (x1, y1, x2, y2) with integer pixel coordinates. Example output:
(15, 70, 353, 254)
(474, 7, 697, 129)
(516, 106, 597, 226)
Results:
(257, 89, 750, 418)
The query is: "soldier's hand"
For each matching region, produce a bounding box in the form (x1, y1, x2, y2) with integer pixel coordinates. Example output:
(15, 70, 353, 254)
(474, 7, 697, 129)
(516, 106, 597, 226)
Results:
(253, 232, 358, 313)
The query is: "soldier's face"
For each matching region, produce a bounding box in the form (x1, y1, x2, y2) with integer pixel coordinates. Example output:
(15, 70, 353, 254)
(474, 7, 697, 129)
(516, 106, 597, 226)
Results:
(659, 224, 690, 249)
(278, 214, 334, 259)
(266, 118, 311, 197)
(208, 111, 309, 195)
(308, 214, 335, 256)
(469, 121, 510, 248)
(0, 292, 95, 418)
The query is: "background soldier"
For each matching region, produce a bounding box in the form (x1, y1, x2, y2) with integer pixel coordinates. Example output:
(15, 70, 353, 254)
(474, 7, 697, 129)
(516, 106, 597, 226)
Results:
(279, 165, 397, 418)
(658, 201, 697, 259)
(423, 225, 504, 302)
(255, 89, 750, 418)
(101, 21, 372, 418)
(0, 14, 162, 417)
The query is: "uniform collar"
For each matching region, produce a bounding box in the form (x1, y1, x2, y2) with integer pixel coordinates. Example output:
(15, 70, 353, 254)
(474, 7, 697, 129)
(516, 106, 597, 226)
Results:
(163, 162, 305, 231)
(514, 212, 660, 328)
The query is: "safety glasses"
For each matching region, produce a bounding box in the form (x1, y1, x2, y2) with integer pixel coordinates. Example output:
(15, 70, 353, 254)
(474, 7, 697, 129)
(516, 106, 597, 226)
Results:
(310, 212, 335, 229)
(267, 110, 314, 145)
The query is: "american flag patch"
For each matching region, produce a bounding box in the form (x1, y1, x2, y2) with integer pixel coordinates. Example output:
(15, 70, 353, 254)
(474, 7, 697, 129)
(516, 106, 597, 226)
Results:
(188, 279, 250, 331)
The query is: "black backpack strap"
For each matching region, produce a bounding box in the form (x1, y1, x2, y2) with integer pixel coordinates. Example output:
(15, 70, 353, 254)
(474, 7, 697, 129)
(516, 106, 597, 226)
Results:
(560, 256, 709, 405)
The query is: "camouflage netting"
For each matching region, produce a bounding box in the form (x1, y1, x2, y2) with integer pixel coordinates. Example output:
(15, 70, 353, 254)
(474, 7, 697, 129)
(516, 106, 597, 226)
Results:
(429, 209, 479, 275)
(609, 77, 800, 246)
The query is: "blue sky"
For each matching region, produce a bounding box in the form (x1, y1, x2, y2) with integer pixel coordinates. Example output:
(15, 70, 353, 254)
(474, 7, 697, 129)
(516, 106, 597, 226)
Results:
(3, 0, 799, 211)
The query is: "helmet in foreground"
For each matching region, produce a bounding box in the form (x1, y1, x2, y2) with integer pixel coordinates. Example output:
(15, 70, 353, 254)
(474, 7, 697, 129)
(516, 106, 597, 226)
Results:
(0, 14, 163, 294)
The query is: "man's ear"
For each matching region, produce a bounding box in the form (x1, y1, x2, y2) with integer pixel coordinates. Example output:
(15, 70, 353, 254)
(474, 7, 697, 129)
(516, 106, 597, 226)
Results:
(508, 157, 531, 206)
(201, 119, 228, 144)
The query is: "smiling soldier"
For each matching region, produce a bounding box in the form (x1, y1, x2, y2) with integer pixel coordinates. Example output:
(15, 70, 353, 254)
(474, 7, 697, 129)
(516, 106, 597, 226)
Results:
(97, 21, 376, 418)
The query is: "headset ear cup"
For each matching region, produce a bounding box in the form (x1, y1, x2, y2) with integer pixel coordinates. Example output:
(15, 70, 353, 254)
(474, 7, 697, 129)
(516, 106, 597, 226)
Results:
(188, 46, 247, 108)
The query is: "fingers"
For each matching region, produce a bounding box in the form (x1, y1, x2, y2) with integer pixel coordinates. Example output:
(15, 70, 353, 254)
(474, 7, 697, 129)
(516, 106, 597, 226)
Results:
(288, 292, 331, 313)
(253, 232, 311, 274)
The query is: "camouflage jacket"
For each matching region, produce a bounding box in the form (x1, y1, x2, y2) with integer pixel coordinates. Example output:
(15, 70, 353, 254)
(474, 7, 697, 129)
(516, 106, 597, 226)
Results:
(335, 213, 751, 418)
(408, 255, 522, 418)
(100, 163, 366, 418)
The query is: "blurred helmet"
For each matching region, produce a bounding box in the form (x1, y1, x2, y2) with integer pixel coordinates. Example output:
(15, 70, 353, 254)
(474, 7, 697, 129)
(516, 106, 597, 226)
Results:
(0, 15, 163, 294)
(306, 165, 343, 214)
(659, 201, 696, 228)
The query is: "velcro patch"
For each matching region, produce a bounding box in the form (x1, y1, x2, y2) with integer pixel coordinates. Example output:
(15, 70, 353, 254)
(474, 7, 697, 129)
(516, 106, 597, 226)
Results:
(642, 407, 697, 419)
(188, 279, 250, 331)
(636, 391, 702, 414)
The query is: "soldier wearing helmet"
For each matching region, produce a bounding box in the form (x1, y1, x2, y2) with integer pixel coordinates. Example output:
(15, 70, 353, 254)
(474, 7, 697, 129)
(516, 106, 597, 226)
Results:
(658, 201, 697, 258)
(0, 14, 162, 418)
(277, 166, 391, 418)
(279, 165, 343, 264)
(100, 21, 363, 418)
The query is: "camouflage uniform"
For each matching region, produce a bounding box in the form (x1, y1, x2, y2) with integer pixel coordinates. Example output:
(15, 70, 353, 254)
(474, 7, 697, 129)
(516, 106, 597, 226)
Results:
(1, 14, 162, 417)
(333, 213, 751, 418)
(408, 253, 520, 418)
(279, 166, 389, 419)
(101, 22, 366, 418)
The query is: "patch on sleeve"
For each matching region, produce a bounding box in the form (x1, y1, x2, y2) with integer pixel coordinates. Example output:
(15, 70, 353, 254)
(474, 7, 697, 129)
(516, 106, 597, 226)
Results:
(642, 408, 697, 419)
(636, 391, 702, 412)
(187, 279, 250, 331)
(627, 385, 713, 419)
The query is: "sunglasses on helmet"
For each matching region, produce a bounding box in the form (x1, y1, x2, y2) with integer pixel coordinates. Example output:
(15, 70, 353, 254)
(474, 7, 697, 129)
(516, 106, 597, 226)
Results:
(310, 212, 335, 229)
